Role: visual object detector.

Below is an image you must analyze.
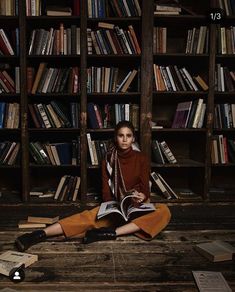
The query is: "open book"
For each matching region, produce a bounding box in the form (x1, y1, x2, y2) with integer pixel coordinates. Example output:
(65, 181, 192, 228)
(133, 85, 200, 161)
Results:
(192, 271, 232, 292)
(0, 250, 38, 277)
(97, 194, 155, 222)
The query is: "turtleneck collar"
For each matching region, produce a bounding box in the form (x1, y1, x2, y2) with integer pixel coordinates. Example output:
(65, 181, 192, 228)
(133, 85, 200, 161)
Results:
(117, 146, 134, 159)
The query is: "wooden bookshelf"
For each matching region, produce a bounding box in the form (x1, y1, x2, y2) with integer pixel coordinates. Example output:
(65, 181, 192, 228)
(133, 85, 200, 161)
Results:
(0, 0, 235, 204)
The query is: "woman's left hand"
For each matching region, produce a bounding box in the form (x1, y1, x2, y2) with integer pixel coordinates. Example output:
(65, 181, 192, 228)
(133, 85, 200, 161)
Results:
(132, 190, 146, 204)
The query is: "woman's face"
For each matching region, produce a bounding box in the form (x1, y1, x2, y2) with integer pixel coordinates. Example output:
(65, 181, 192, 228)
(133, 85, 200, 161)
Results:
(116, 127, 134, 151)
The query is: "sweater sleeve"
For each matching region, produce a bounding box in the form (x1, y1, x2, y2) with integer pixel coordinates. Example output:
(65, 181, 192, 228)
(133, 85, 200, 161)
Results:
(101, 159, 113, 202)
(139, 154, 150, 201)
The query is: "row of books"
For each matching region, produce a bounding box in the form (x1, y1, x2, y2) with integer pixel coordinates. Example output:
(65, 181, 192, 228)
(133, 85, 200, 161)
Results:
(28, 64, 80, 94)
(18, 216, 59, 228)
(211, 135, 235, 164)
(87, 0, 141, 18)
(87, 102, 139, 129)
(217, 0, 235, 16)
(217, 26, 235, 55)
(0, 68, 20, 93)
(0, 141, 20, 165)
(28, 101, 78, 128)
(87, 67, 139, 93)
(88, 23, 141, 55)
(172, 99, 206, 129)
(153, 26, 208, 55)
(87, 134, 109, 166)
(29, 139, 80, 166)
(28, 25, 80, 55)
(0, 28, 18, 56)
(26, 0, 80, 16)
(214, 104, 235, 129)
(185, 26, 209, 54)
(152, 140, 177, 164)
(215, 64, 235, 92)
(0, 102, 20, 128)
(153, 64, 209, 92)
(54, 175, 81, 201)
(0, 0, 18, 16)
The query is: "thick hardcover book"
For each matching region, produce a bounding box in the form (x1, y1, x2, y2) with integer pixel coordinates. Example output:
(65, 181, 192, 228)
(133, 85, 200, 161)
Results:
(152, 140, 165, 164)
(195, 240, 235, 262)
(28, 216, 59, 224)
(97, 194, 155, 222)
(18, 220, 46, 229)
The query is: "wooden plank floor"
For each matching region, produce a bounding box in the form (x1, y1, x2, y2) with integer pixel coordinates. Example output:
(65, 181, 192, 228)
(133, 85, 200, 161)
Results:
(0, 203, 235, 291)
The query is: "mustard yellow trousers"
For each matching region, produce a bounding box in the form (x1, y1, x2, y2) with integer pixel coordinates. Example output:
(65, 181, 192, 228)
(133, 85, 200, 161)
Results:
(58, 203, 171, 240)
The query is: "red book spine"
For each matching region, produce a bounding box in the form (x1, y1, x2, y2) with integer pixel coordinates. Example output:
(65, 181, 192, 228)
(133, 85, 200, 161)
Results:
(73, 0, 80, 16)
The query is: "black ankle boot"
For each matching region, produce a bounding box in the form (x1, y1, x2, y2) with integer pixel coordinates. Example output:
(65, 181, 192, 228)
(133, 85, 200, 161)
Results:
(15, 230, 47, 252)
(83, 227, 116, 244)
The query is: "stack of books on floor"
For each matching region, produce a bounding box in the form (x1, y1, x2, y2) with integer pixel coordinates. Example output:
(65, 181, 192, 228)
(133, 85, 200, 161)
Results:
(18, 216, 59, 229)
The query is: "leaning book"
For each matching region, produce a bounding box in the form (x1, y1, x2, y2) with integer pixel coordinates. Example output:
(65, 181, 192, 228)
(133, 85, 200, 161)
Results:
(0, 250, 38, 276)
(97, 194, 155, 222)
(192, 271, 232, 292)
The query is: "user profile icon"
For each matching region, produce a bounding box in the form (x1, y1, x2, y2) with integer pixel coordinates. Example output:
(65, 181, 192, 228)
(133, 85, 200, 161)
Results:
(9, 267, 25, 283)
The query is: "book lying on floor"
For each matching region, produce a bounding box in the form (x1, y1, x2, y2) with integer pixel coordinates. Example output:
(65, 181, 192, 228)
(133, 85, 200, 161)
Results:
(18, 220, 47, 229)
(27, 215, 59, 224)
(0, 251, 38, 276)
(192, 271, 232, 292)
(97, 194, 155, 222)
(195, 240, 235, 262)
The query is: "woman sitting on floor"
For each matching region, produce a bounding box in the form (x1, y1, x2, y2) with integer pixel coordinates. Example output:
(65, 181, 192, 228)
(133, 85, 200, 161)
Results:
(15, 120, 171, 251)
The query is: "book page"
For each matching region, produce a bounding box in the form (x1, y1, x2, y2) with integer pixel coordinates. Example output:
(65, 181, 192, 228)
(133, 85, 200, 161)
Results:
(0, 251, 37, 268)
(126, 203, 156, 217)
(0, 259, 22, 276)
(97, 201, 124, 219)
(192, 271, 232, 292)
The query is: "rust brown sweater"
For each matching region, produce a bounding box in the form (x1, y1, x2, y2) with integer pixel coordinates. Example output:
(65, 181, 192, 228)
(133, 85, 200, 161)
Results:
(101, 147, 150, 202)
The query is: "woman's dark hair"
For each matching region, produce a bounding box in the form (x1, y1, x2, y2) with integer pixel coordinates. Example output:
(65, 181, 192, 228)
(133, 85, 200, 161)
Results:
(114, 120, 135, 138)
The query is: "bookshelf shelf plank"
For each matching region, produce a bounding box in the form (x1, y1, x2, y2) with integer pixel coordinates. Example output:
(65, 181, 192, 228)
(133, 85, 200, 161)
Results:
(29, 129, 80, 133)
(151, 160, 205, 168)
(87, 17, 141, 22)
(30, 165, 80, 168)
(26, 16, 80, 20)
(211, 164, 235, 167)
(87, 55, 141, 59)
(151, 128, 207, 133)
(27, 55, 81, 59)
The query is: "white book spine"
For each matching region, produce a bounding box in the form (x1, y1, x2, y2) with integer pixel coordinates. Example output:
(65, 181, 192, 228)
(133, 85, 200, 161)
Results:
(86, 133, 95, 165)
(220, 66, 225, 92)
(192, 98, 204, 128)
(166, 66, 177, 91)
(37, 103, 52, 128)
(197, 103, 206, 128)
(160, 141, 177, 163)
(0, 29, 14, 55)
(182, 67, 199, 91)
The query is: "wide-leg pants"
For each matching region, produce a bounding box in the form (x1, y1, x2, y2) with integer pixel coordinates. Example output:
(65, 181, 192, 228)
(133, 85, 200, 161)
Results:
(58, 203, 171, 240)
